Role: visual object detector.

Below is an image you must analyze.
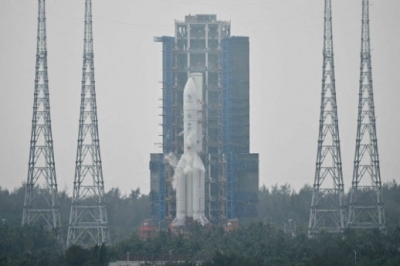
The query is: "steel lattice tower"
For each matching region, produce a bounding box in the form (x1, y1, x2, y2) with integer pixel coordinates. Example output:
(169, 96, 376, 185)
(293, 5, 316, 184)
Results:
(22, 0, 63, 237)
(308, 0, 345, 237)
(67, 0, 110, 247)
(347, 0, 385, 231)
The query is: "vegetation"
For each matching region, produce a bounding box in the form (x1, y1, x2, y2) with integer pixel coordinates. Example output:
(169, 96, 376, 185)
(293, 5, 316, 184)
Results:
(0, 181, 399, 265)
(114, 223, 400, 266)
(0, 185, 150, 242)
(0, 225, 111, 265)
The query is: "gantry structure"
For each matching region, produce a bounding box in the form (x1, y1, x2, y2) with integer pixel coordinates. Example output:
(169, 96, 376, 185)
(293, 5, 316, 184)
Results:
(67, 0, 110, 247)
(151, 15, 259, 226)
(347, 0, 386, 231)
(22, 0, 63, 239)
(309, 0, 345, 237)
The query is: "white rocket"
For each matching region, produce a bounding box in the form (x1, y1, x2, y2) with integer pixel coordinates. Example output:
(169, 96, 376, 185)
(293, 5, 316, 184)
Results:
(172, 73, 209, 227)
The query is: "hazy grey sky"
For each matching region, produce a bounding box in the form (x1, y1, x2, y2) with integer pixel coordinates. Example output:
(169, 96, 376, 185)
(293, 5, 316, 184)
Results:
(0, 0, 399, 195)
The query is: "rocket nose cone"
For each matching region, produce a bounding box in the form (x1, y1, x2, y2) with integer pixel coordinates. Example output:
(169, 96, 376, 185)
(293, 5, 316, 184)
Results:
(184, 78, 197, 107)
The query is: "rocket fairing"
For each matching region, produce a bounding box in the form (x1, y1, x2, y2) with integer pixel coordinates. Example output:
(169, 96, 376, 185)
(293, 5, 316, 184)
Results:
(172, 74, 209, 227)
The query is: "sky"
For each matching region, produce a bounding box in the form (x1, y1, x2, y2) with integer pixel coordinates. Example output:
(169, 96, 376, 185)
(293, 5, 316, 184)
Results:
(0, 0, 399, 196)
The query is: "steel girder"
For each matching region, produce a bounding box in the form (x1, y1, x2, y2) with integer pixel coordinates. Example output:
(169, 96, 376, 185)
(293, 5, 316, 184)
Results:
(67, 0, 110, 247)
(309, 0, 345, 237)
(22, 0, 63, 242)
(347, 0, 386, 232)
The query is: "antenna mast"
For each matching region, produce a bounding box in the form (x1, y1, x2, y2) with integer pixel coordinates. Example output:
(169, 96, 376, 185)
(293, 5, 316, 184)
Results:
(67, 0, 110, 246)
(22, 0, 63, 238)
(308, 0, 345, 237)
(347, 0, 386, 231)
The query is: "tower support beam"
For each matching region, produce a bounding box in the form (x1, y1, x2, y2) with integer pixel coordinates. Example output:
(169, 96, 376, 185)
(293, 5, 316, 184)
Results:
(347, 0, 386, 232)
(22, 0, 63, 241)
(67, 0, 110, 247)
(309, 0, 345, 237)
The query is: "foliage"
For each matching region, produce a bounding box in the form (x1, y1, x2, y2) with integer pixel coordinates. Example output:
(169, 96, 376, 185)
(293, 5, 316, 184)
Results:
(110, 223, 400, 266)
(105, 187, 151, 242)
(0, 181, 400, 264)
(0, 225, 63, 266)
(258, 183, 312, 232)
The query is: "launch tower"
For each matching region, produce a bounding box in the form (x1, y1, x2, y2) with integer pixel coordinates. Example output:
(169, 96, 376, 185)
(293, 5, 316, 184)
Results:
(22, 0, 63, 238)
(308, 0, 346, 237)
(151, 14, 259, 225)
(67, 0, 110, 246)
(347, 0, 386, 231)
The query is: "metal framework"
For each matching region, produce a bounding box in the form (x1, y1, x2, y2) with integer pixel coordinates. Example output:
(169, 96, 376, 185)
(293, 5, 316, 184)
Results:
(309, 0, 345, 237)
(152, 15, 258, 226)
(347, 0, 385, 231)
(151, 37, 174, 222)
(67, 0, 110, 247)
(22, 0, 63, 238)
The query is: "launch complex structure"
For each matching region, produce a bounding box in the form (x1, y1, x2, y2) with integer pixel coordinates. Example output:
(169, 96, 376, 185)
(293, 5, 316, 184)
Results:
(309, 0, 386, 237)
(22, 0, 109, 247)
(151, 14, 259, 226)
(19, 0, 387, 245)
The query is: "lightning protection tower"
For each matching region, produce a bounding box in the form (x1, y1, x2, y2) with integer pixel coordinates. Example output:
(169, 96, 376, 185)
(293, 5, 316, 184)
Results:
(308, 0, 345, 237)
(347, 0, 385, 231)
(22, 0, 63, 238)
(67, 0, 110, 247)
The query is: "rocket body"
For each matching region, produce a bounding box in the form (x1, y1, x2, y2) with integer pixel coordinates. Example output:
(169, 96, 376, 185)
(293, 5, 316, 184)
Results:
(172, 74, 209, 227)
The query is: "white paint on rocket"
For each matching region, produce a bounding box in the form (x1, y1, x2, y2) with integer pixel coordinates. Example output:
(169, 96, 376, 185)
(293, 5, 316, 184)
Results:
(172, 74, 209, 227)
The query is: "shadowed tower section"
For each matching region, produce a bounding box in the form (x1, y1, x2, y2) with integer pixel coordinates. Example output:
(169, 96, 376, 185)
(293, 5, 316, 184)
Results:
(308, 0, 345, 237)
(67, 0, 110, 247)
(22, 0, 62, 238)
(347, 0, 385, 232)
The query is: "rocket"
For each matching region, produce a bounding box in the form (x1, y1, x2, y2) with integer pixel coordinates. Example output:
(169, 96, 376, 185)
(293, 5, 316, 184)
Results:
(172, 74, 209, 227)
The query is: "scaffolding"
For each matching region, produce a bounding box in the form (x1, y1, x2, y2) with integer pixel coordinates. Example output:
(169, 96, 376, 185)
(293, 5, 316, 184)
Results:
(152, 37, 176, 222)
(162, 37, 174, 154)
(226, 154, 236, 219)
(207, 154, 223, 224)
(221, 39, 232, 155)
(152, 15, 258, 226)
(149, 154, 166, 221)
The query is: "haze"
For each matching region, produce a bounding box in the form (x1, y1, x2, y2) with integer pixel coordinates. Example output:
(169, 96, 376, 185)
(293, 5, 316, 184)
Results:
(0, 0, 399, 195)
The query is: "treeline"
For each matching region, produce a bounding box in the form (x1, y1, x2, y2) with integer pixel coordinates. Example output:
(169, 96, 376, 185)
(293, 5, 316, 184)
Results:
(1, 180, 400, 240)
(114, 223, 400, 266)
(0, 181, 400, 265)
(0, 186, 150, 242)
(1, 223, 400, 265)
(0, 225, 110, 265)
(258, 181, 400, 234)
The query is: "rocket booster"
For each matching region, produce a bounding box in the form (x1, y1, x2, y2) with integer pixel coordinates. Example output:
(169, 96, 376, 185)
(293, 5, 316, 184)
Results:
(172, 74, 209, 227)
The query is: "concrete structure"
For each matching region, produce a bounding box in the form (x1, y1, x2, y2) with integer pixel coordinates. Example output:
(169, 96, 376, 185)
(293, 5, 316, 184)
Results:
(150, 14, 259, 226)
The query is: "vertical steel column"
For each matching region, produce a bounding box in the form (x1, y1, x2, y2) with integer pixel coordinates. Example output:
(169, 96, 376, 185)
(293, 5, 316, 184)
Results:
(347, 0, 385, 232)
(22, 0, 63, 240)
(67, 0, 110, 247)
(165, 37, 174, 222)
(309, 0, 345, 237)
